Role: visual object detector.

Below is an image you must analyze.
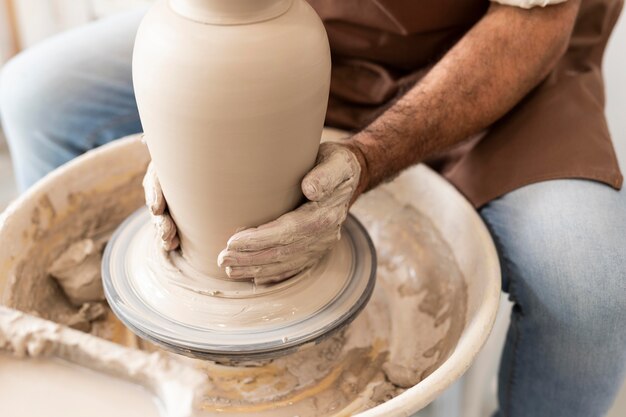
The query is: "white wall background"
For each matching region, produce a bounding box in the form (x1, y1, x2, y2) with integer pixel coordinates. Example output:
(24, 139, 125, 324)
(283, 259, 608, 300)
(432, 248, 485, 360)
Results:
(5, 0, 151, 52)
(606, 7, 626, 168)
(0, 1, 17, 64)
(603, 9, 626, 417)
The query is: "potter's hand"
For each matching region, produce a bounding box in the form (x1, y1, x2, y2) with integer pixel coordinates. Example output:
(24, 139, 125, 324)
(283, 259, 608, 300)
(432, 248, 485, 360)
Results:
(218, 142, 365, 285)
(143, 163, 180, 251)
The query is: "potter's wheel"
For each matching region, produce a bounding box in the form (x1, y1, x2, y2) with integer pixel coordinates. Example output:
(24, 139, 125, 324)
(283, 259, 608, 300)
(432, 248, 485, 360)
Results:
(102, 208, 376, 361)
(1, 133, 501, 417)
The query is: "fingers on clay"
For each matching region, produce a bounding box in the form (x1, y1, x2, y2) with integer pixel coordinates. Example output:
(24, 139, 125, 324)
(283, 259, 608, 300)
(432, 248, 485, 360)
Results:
(155, 214, 179, 251)
(226, 203, 340, 253)
(162, 235, 180, 252)
(143, 163, 167, 215)
(226, 210, 309, 251)
(227, 258, 316, 284)
(219, 234, 334, 267)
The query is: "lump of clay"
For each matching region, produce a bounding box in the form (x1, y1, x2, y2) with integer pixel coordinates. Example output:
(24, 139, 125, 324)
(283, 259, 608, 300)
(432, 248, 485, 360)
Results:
(48, 238, 106, 306)
(60, 303, 107, 333)
(382, 362, 421, 389)
(26, 302, 107, 333)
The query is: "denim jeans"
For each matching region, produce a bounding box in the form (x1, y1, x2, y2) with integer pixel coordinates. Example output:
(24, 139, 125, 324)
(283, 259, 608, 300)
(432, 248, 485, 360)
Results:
(1, 9, 624, 417)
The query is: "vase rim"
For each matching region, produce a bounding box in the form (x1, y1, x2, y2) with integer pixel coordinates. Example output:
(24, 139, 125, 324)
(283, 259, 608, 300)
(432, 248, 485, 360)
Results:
(169, 0, 294, 25)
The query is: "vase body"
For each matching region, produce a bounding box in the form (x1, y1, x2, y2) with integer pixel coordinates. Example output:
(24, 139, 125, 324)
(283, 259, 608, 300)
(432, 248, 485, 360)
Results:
(133, 0, 331, 276)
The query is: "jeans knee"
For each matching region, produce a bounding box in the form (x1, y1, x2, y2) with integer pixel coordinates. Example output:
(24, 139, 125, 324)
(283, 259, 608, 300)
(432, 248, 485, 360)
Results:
(484, 181, 626, 346)
(559, 276, 623, 337)
(0, 49, 55, 136)
(1, 53, 28, 122)
(1, 46, 84, 190)
(517, 241, 626, 353)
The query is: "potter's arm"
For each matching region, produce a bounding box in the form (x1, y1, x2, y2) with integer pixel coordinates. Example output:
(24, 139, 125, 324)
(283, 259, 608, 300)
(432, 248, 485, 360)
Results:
(346, 1, 580, 192)
(217, 1, 580, 281)
(147, 1, 580, 283)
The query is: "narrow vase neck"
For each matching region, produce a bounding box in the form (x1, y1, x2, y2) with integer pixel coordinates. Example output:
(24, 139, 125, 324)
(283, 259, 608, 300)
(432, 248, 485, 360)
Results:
(169, 0, 293, 25)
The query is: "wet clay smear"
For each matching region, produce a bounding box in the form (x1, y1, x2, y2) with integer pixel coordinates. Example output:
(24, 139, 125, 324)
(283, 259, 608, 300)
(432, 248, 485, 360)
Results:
(5, 180, 467, 416)
(353, 190, 468, 389)
(4, 172, 145, 336)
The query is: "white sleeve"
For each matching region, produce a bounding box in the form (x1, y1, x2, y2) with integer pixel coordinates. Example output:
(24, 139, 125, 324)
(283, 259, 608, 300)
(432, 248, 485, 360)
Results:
(490, 0, 568, 9)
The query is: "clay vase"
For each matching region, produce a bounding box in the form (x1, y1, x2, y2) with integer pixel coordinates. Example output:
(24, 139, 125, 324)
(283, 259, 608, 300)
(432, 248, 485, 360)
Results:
(133, 0, 331, 277)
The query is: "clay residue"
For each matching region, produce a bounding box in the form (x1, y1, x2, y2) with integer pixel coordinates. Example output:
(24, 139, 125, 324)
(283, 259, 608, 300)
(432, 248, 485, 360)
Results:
(0, 307, 206, 417)
(3, 168, 467, 417)
(48, 237, 109, 306)
(4, 171, 145, 337)
(193, 331, 390, 416)
(352, 189, 468, 388)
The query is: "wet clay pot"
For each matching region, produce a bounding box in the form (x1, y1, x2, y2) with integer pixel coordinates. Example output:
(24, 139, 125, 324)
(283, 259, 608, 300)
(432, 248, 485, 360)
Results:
(133, 0, 331, 276)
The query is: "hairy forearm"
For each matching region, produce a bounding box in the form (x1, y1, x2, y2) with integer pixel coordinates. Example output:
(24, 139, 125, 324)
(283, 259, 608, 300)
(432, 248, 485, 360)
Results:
(347, 1, 580, 194)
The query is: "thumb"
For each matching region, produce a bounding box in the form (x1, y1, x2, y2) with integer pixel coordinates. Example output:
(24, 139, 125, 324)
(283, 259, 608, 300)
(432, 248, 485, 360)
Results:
(302, 144, 359, 202)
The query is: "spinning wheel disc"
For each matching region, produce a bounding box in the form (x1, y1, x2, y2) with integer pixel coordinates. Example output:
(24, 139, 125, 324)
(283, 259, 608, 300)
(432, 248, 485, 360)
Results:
(102, 209, 376, 361)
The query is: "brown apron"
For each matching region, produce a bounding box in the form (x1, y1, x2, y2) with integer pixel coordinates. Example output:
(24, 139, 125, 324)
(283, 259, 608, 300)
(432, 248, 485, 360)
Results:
(308, 0, 624, 207)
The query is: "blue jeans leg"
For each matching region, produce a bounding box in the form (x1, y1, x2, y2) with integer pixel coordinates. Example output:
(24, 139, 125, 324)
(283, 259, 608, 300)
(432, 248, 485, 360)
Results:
(480, 179, 626, 417)
(0, 9, 145, 192)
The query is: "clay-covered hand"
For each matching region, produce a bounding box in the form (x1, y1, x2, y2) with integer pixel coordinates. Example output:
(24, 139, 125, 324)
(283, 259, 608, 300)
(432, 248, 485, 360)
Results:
(218, 142, 365, 285)
(143, 162, 180, 251)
